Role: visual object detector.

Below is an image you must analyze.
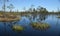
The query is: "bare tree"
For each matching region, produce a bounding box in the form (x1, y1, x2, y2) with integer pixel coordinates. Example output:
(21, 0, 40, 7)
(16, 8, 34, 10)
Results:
(0, 0, 9, 17)
(7, 4, 14, 12)
(28, 5, 35, 12)
(31, 5, 34, 12)
(0, 0, 9, 11)
(3, 0, 9, 12)
(37, 6, 41, 12)
(23, 7, 26, 12)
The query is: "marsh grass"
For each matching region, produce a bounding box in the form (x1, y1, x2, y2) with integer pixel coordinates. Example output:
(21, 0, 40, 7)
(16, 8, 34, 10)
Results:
(31, 22, 50, 31)
(12, 24, 25, 32)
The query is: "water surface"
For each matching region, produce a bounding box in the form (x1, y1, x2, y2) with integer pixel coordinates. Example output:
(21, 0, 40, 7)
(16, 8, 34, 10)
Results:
(0, 14, 60, 36)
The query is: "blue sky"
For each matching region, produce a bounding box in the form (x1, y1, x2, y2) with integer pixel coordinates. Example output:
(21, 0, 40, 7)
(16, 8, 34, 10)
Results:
(0, 0, 60, 12)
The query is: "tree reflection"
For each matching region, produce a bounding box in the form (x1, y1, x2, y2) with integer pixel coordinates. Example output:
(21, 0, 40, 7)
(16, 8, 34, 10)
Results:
(32, 14, 47, 22)
(38, 14, 47, 22)
(28, 14, 48, 23)
(32, 14, 37, 20)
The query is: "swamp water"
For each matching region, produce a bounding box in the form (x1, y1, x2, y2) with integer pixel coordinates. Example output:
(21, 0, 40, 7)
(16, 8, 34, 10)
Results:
(0, 14, 60, 36)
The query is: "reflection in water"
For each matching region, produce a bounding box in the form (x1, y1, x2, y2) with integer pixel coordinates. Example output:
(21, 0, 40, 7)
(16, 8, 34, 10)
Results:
(32, 14, 37, 20)
(56, 18, 59, 26)
(0, 14, 60, 36)
(27, 14, 48, 23)
(39, 14, 47, 21)
(35, 14, 47, 22)
(3, 22, 6, 32)
(54, 16, 60, 36)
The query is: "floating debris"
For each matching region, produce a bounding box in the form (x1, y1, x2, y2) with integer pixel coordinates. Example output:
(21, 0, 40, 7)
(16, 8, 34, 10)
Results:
(31, 22, 50, 31)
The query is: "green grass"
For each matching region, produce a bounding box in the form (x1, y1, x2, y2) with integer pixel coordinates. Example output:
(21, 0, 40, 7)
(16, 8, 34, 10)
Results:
(31, 22, 50, 30)
(12, 24, 24, 32)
